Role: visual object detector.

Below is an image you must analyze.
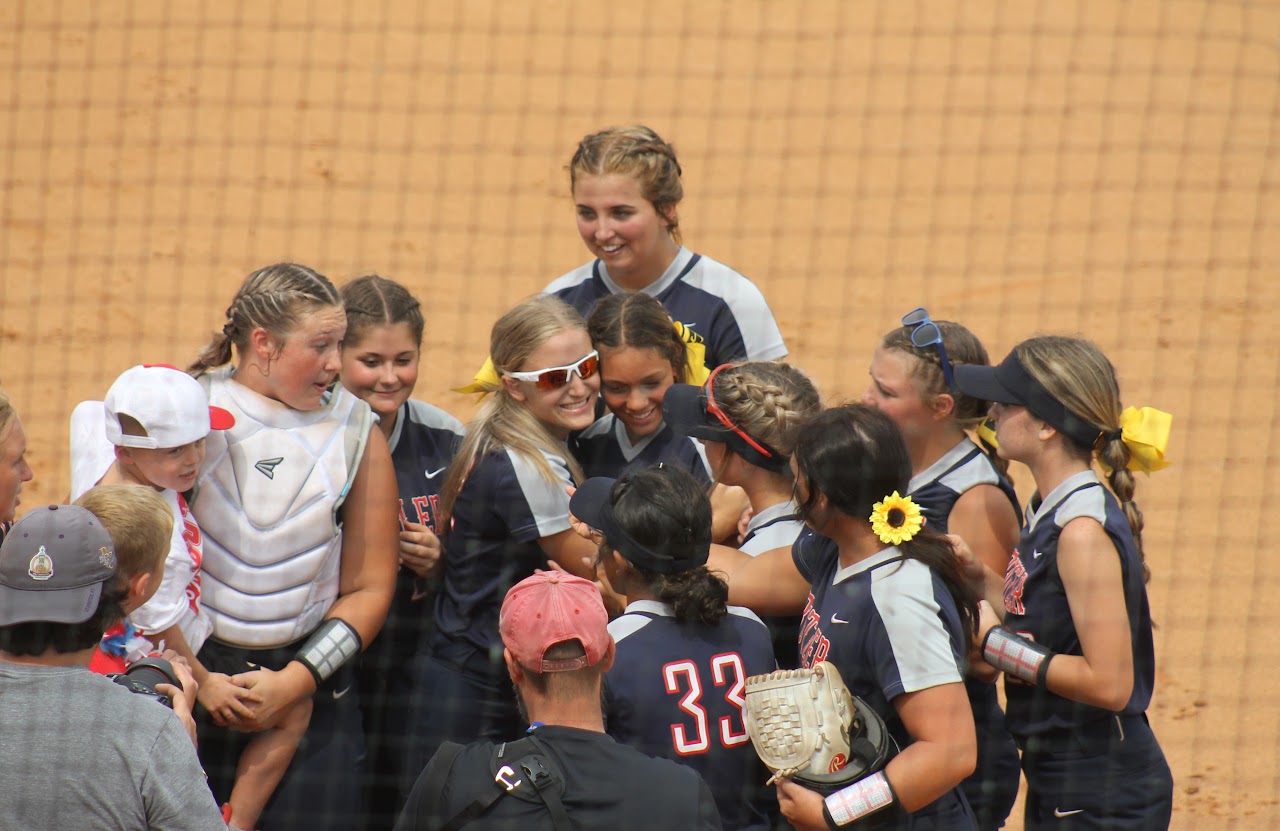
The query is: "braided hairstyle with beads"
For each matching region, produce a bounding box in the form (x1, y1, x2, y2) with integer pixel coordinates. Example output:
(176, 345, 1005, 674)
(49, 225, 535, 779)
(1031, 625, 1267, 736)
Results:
(189, 263, 343, 377)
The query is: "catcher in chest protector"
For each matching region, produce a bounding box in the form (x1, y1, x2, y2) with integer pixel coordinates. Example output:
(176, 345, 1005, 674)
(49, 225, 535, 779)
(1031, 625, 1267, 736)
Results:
(707, 405, 981, 830)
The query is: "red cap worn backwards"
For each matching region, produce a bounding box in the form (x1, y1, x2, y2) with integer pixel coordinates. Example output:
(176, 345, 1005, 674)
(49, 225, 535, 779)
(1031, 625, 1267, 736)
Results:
(499, 571, 610, 673)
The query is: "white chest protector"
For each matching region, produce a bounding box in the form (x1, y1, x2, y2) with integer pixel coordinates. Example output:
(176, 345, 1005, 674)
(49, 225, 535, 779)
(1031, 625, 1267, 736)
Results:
(192, 369, 374, 647)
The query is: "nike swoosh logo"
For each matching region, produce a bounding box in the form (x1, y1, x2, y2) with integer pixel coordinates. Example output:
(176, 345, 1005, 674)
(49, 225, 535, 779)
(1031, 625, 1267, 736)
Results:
(332, 685, 352, 701)
(830, 613, 850, 625)
(1033, 550, 1044, 558)
(1054, 808, 1084, 818)
(425, 467, 446, 479)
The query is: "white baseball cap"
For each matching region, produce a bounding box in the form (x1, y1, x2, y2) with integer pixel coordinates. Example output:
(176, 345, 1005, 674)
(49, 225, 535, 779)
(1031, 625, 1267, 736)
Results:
(104, 364, 235, 449)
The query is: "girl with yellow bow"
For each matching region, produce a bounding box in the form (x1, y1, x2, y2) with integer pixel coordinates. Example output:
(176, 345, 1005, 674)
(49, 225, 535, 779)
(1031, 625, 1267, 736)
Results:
(952, 335, 1174, 831)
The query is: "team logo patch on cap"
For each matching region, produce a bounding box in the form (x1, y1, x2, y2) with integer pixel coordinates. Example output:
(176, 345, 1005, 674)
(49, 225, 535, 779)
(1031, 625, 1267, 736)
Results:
(28, 547, 54, 581)
(99, 546, 117, 570)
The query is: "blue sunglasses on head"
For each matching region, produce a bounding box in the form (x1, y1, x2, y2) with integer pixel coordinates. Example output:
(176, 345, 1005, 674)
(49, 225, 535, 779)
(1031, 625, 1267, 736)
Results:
(901, 307, 955, 391)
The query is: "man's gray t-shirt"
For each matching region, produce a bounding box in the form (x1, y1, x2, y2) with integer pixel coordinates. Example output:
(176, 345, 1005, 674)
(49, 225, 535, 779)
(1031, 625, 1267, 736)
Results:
(0, 661, 225, 831)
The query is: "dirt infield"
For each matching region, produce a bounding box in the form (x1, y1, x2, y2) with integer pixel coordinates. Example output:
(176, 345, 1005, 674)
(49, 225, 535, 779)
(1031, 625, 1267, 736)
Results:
(3, 1, 1278, 827)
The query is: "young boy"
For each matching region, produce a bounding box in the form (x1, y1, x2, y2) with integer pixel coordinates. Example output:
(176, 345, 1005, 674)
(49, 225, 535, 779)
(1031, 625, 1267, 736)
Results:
(70, 365, 311, 831)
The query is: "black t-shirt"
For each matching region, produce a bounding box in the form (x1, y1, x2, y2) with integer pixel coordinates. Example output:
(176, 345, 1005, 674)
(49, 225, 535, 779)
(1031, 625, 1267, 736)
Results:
(395, 724, 723, 831)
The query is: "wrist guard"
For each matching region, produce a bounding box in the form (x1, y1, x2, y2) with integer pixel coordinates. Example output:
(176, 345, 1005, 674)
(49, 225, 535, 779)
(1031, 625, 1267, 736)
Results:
(295, 618, 362, 686)
(982, 625, 1052, 686)
(822, 770, 897, 827)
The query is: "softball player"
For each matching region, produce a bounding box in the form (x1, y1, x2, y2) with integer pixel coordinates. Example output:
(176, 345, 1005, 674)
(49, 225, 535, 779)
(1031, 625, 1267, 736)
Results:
(338, 274, 464, 830)
(573, 290, 710, 482)
(709, 405, 981, 830)
(186, 263, 400, 831)
(568, 465, 776, 831)
(546, 125, 787, 369)
(955, 336, 1174, 831)
(663, 360, 821, 670)
(861, 311, 1022, 831)
(403, 294, 602, 781)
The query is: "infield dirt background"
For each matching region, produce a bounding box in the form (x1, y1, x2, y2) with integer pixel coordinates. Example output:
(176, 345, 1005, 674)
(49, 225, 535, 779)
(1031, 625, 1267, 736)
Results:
(2, 1, 1279, 827)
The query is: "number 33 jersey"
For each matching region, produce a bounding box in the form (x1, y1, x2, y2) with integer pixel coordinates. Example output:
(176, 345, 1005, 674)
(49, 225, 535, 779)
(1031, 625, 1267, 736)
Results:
(604, 599, 777, 831)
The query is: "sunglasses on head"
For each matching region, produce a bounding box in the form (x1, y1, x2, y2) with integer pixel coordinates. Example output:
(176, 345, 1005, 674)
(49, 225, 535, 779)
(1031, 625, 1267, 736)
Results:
(704, 364, 776, 460)
(901, 307, 955, 391)
(504, 350, 600, 391)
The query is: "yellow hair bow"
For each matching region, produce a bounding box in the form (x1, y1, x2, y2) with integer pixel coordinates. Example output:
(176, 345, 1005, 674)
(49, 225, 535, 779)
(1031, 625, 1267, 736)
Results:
(451, 356, 503, 395)
(674, 320, 710, 386)
(453, 319, 710, 395)
(975, 417, 999, 450)
(1102, 406, 1173, 474)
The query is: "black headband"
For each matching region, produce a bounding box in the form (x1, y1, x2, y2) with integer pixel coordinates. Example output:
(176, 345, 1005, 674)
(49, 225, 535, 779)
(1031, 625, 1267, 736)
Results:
(568, 477, 709, 575)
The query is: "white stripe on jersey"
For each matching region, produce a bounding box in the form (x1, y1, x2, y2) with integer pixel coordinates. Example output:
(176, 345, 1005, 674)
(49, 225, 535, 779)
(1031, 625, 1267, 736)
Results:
(833, 549, 962, 695)
(506, 447, 574, 539)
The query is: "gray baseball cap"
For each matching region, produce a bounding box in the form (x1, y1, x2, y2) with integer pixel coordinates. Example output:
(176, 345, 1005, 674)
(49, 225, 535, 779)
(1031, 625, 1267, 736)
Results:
(0, 505, 118, 626)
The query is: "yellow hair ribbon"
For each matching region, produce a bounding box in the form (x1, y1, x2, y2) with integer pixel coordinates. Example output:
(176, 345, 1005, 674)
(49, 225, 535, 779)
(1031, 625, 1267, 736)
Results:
(975, 417, 999, 450)
(1102, 406, 1173, 474)
(674, 320, 710, 386)
(452, 355, 503, 395)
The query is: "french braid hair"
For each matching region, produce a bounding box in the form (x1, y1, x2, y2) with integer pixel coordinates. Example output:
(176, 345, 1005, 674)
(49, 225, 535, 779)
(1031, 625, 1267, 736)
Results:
(710, 361, 821, 471)
(569, 125, 684, 245)
(189, 263, 342, 377)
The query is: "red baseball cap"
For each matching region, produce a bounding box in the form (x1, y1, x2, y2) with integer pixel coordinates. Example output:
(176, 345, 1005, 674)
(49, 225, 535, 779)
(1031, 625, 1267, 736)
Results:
(499, 571, 610, 673)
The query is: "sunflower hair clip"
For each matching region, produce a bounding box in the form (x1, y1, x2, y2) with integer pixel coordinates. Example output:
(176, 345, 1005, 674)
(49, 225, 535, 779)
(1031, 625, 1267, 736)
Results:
(869, 491, 924, 546)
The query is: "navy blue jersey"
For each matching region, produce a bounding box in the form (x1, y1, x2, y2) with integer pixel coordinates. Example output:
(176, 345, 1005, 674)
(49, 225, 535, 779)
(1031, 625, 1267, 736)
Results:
(390, 400, 464, 531)
(546, 247, 787, 369)
(792, 532, 975, 828)
(368, 400, 465, 662)
(738, 501, 805, 670)
(908, 437, 1022, 534)
(571, 414, 711, 483)
(1001, 470, 1157, 737)
(909, 437, 1021, 831)
(430, 447, 576, 665)
(360, 401, 463, 831)
(604, 600, 776, 831)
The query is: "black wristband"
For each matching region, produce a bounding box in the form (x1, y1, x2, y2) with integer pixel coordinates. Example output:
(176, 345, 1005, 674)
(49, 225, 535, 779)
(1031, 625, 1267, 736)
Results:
(294, 618, 363, 686)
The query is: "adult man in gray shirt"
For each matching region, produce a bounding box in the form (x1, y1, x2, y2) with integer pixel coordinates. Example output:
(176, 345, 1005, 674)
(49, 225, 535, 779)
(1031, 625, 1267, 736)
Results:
(0, 504, 225, 831)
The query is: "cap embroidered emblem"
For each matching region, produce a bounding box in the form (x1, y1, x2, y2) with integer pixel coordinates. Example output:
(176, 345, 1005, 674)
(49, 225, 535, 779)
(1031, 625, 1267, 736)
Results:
(99, 546, 117, 569)
(28, 547, 54, 581)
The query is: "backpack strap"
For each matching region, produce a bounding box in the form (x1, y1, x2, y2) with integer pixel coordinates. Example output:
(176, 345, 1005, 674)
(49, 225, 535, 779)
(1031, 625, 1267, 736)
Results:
(433, 735, 572, 831)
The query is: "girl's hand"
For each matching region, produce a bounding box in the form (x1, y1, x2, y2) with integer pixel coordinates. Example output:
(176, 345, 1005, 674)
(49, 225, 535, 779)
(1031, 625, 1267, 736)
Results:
(736, 506, 755, 546)
(197, 671, 264, 728)
(399, 520, 443, 578)
(543, 556, 627, 617)
(775, 778, 828, 831)
(229, 664, 315, 732)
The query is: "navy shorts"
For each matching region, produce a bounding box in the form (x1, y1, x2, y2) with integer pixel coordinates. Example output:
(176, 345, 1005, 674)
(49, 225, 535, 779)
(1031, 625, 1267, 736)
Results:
(195, 638, 366, 831)
(1018, 714, 1173, 831)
